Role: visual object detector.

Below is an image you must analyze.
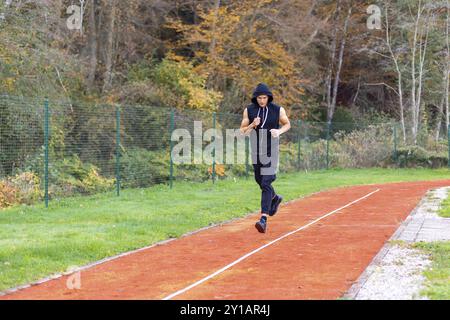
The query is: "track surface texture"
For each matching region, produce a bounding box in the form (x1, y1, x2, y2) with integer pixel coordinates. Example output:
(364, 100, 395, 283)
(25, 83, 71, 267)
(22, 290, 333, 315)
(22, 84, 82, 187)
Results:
(2, 179, 450, 300)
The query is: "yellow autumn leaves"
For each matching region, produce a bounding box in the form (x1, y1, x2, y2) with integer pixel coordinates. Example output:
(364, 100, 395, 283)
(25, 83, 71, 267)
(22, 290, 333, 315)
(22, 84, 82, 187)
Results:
(166, 0, 304, 109)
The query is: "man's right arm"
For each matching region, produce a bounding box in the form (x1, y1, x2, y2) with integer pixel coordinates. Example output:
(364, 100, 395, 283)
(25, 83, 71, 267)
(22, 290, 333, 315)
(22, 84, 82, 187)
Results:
(240, 108, 256, 135)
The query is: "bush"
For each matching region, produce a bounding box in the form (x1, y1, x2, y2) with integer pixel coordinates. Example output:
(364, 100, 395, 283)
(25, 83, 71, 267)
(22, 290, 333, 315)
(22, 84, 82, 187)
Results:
(279, 142, 300, 172)
(118, 147, 170, 188)
(396, 146, 448, 168)
(0, 171, 42, 209)
(301, 139, 328, 170)
(8, 171, 42, 204)
(120, 147, 250, 184)
(0, 180, 18, 209)
(208, 164, 225, 178)
(332, 124, 394, 168)
(174, 163, 211, 182)
(48, 155, 114, 198)
(294, 124, 396, 170)
(228, 164, 248, 177)
(309, 108, 357, 134)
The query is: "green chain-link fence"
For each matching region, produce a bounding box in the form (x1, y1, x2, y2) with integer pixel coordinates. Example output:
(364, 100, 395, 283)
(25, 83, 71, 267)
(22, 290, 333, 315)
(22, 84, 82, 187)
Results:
(0, 95, 449, 208)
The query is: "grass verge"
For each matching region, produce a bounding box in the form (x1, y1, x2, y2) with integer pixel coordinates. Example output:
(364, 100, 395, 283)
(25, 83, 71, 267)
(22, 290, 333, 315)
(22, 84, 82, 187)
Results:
(414, 189, 450, 299)
(413, 242, 450, 299)
(438, 189, 450, 218)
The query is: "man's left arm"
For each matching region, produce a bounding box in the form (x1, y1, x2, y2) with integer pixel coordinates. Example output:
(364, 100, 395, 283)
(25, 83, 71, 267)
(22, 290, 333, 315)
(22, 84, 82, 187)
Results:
(270, 107, 291, 138)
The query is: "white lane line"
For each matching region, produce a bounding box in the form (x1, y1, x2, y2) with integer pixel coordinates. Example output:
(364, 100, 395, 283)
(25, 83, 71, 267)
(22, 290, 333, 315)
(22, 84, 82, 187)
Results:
(162, 188, 381, 300)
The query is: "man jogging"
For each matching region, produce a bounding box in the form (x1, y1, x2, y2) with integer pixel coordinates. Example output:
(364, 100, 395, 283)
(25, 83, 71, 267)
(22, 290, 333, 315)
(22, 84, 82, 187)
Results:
(240, 83, 291, 233)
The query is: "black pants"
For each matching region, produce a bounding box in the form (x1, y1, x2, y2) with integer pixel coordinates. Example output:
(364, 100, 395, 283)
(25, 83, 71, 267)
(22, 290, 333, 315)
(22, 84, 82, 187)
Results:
(253, 161, 277, 214)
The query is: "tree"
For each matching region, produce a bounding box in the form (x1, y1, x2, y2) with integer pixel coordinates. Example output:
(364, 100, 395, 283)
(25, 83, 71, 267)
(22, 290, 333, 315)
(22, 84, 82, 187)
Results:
(325, 0, 354, 124)
(376, 0, 442, 144)
(102, 0, 117, 93)
(166, 0, 305, 111)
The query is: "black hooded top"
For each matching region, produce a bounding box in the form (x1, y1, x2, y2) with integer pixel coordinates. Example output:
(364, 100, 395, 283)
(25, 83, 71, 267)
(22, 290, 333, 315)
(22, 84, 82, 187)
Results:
(251, 83, 274, 105)
(247, 83, 280, 131)
(246, 83, 281, 161)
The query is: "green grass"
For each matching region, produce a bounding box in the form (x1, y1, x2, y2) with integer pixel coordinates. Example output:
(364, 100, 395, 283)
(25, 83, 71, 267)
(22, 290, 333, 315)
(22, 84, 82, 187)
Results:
(413, 189, 450, 300)
(438, 190, 450, 218)
(414, 242, 450, 300)
(1, 167, 450, 292)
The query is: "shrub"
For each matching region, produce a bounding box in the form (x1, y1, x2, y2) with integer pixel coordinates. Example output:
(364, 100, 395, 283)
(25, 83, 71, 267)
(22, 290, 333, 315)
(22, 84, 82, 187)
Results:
(279, 142, 300, 172)
(118, 147, 170, 188)
(396, 146, 448, 168)
(332, 124, 394, 168)
(297, 139, 328, 170)
(48, 155, 114, 197)
(228, 164, 248, 177)
(8, 171, 42, 204)
(295, 124, 396, 170)
(0, 180, 18, 209)
(174, 163, 210, 182)
(208, 164, 225, 178)
(0, 171, 42, 209)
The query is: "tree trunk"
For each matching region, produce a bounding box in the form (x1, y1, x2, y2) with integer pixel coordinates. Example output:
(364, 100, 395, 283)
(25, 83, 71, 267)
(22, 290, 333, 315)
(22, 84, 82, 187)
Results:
(207, 0, 221, 90)
(325, 0, 341, 122)
(209, 0, 221, 60)
(410, 0, 421, 144)
(446, 0, 450, 135)
(385, 1, 406, 142)
(435, 94, 445, 141)
(329, 2, 352, 124)
(414, 9, 431, 144)
(102, 0, 117, 93)
(87, 0, 98, 89)
(434, 3, 449, 141)
(410, 0, 430, 145)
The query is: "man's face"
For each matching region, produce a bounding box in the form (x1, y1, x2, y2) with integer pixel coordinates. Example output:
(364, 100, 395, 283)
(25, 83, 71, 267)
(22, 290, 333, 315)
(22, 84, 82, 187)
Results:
(256, 95, 268, 107)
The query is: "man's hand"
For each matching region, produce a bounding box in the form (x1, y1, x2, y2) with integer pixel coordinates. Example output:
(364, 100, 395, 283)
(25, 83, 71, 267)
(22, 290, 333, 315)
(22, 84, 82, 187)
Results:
(240, 108, 260, 136)
(252, 117, 261, 128)
(270, 129, 281, 138)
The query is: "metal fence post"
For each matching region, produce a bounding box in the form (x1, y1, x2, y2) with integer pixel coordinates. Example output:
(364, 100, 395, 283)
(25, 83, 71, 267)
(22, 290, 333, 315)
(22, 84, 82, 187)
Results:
(245, 135, 249, 179)
(448, 124, 450, 168)
(115, 105, 121, 196)
(393, 122, 398, 163)
(297, 119, 301, 170)
(212, 112, 216, 184)
(326, 122, 331, 170)
(44, 98, 49, 208)
(169, 109, 175, 189)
